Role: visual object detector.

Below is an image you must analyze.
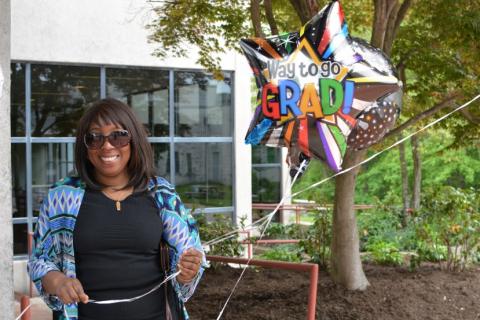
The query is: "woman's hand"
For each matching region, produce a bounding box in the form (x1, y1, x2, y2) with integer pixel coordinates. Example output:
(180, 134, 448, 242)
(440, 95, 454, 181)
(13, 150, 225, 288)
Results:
(56, 277, 89, 304)
(43, 271, 89, 304)
(176, 248, 203, 284)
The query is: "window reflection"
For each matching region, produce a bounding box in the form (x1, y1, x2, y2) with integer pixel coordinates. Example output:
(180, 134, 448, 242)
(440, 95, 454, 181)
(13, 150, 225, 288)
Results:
(252, 166, 281, 204)
(152, 143, 170, 181)
(32, 143, 75, 215)
(13, 223, 28, 255)
(12, 144, 26, 217)
(31, 64, 100, 137)
(106, 68, 169, 137)
(252, 145, 282, 164)
(175, 143, 233, 208)
(252, 146, 282, 204)
(175, 72, 232, 137)
(11, 63, 25, 136)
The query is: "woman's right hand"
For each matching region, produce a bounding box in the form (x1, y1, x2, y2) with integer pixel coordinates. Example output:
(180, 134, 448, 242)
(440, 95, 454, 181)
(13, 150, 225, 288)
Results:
(43, 271, 89, 304)
(55, 277, 89, 304)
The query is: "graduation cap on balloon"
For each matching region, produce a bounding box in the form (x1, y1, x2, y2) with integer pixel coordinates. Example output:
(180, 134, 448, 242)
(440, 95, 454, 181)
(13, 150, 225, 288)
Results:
(241, 0, 403, 177)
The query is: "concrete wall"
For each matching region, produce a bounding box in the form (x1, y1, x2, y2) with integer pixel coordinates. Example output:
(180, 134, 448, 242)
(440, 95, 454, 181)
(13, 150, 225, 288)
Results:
(11, 0, 238, 70)
(0, 0, 13, 318)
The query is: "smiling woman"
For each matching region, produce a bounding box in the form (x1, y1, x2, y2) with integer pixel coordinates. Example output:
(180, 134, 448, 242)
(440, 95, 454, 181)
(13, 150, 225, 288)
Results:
(28, 98, 206, 320)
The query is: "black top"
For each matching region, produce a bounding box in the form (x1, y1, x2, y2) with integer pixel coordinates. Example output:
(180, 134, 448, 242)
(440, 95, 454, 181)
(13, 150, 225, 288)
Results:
(74, 189, 166, 320)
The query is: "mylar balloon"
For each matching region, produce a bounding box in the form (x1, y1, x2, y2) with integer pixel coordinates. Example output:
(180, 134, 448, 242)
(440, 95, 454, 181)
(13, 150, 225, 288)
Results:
(241, 0, 402, 176)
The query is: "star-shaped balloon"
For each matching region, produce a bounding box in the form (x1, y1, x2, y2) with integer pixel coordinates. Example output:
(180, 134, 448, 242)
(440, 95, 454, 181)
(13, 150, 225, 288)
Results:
(241, 0, 402, 176)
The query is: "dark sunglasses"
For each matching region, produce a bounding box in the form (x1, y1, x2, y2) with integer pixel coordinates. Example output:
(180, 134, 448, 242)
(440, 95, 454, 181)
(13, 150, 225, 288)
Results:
(84, 130, 131, 149)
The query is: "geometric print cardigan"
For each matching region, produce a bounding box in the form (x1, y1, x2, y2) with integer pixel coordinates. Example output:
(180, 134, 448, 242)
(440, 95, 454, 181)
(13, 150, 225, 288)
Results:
(28, 176, 205, 320)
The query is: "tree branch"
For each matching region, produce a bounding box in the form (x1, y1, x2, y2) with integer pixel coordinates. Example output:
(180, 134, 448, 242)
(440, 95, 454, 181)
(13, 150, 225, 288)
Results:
(250, 0, 264, 38)
(459, 108, 480, 125)
(263, 0, 278, 35)
(384, 93, 461, 139)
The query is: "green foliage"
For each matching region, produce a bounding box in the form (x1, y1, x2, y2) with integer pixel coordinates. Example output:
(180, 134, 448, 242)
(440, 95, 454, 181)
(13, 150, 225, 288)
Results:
(264, 222, 306, 239)
(147, 0, 249, 76)
(299, 208, 332, 267)
(259, 244, 302, 262)
(365, 240, 403, 266)
(355, 130, 480, 205)
(197, 214, 243, 259)
(413, 186, 480, 271)
(357, 206, 402, 248)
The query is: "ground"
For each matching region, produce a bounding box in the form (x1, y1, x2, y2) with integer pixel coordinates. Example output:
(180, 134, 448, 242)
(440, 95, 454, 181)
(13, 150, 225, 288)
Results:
(187, 263, 480, 320)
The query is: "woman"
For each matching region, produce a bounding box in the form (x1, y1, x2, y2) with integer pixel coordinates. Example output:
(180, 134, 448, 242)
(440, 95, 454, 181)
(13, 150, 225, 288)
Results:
(28, 98, 205, 320)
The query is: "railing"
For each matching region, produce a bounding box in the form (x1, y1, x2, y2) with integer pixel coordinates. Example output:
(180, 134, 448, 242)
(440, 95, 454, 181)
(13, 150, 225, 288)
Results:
(207, 255, 319, 320)
(252, 203, 375, 224)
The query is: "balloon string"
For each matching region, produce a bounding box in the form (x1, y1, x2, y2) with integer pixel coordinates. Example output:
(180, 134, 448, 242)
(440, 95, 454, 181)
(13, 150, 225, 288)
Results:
(60, 271, 180, 320)
(214, 160, 307, 320)
(291, 93, 480, 198)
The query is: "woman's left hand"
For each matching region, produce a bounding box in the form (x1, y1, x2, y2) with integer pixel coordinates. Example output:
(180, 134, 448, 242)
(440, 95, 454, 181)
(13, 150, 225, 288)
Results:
(176, 248, 203, 284)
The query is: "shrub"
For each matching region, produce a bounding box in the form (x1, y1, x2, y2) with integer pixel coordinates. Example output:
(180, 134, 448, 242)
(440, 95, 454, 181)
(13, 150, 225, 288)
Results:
(259, 244, 302, 262)
(299, 208, 332, 267)
(365, 240, 403, 266)
(197, 214, 243, 259)
(414, 186, 480, 271)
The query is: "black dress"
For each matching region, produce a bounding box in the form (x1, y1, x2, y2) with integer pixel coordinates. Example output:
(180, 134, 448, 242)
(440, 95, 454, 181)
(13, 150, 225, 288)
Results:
(73, 189, 166, 320)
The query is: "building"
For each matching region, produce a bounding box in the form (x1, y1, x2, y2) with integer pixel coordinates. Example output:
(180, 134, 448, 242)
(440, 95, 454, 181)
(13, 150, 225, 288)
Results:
(10, 0, 287, 274)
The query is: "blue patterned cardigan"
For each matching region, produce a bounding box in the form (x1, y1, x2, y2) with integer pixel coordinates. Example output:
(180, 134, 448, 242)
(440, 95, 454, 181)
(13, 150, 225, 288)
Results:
(28, 176, 205, 320)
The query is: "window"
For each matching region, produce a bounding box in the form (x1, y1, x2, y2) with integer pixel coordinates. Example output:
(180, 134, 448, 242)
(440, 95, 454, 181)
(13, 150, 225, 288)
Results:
(11, 63, 235, 255)
(175, 143, 233, 208)
(106, 68, 169, 136)
(11, 63, 25, 137)
(252, 146, 282, 203)
(31, 64, 100, 137)
(175, 72, 232, 137)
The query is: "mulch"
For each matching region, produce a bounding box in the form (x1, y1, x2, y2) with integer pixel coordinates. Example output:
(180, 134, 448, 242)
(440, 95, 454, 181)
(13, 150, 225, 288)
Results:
(187, 263, 480, 320)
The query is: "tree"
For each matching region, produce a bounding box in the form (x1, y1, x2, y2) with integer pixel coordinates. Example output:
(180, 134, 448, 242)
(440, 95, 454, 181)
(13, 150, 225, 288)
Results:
(148, 0, 480, 290)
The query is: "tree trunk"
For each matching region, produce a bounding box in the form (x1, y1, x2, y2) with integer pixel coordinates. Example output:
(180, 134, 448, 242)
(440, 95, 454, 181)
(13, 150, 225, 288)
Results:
(411, 135, 422, 210)
(288, 0, 318, 24)
(330, 148, 370, 290)
(250, 0, 264, 38)
(0, 0, 13, 318)
(263, 0, 279, 36)
(398, 140, 410, 227)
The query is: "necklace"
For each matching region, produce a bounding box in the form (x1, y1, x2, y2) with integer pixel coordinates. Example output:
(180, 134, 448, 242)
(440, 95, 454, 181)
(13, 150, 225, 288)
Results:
(102, 187, 133, 212)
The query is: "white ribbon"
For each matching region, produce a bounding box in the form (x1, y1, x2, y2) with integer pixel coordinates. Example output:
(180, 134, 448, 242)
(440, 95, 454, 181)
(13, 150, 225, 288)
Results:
(61, 271, 180, 320)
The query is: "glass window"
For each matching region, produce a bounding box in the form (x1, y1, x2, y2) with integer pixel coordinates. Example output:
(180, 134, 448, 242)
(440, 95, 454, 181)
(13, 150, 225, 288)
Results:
(252, 166, 281, 203)
(12, 144, 26, 218)
(152, 143, 170, 181)
(252, 145, 282, 164)
(175, 72, 232, 137)
(174, 143, 233, 208)
(32, 143, 75, 216)
(11, 63, 25, 136)
(106, 68, 169, 137)
(31, 64, 100, 137)
(252, 146, 282, 204)
(13, 223, 28, 255)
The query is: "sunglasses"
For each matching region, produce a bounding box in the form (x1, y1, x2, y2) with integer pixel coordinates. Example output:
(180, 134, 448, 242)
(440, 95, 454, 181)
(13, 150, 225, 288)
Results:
(84, 130, 131, 149)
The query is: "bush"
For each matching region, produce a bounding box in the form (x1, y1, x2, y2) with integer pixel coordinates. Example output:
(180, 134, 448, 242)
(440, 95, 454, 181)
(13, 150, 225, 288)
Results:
(365, 240, 403, 266)
(414, 186, 480, 271)
(299, 208, 332, 267)
(259, 244, 302, 262)
(264, 222, 307, 239)
(197, 214, 243, 260)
